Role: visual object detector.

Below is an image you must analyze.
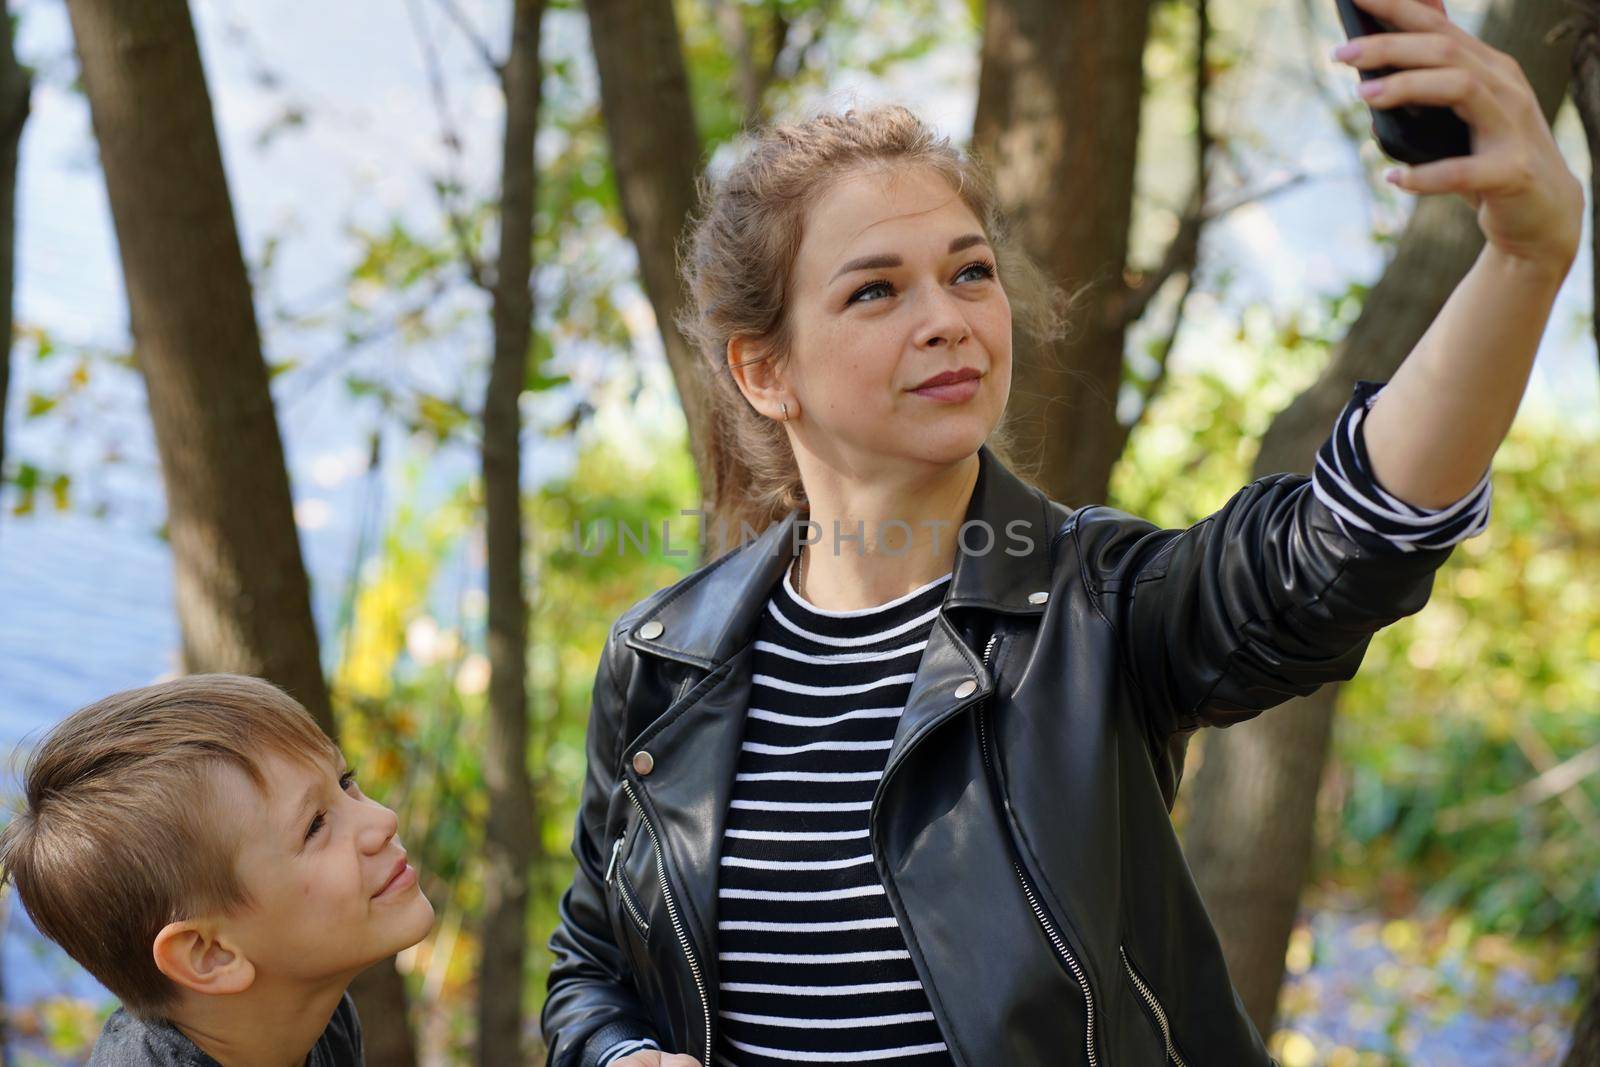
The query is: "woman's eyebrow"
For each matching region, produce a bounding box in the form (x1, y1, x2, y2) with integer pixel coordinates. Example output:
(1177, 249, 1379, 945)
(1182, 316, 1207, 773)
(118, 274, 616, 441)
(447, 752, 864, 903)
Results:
(828, 233, 990, 284)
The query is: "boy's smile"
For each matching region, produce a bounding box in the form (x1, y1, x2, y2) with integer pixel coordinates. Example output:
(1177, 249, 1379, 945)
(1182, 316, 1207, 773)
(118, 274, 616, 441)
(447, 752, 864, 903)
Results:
(372, 854, 418, 900)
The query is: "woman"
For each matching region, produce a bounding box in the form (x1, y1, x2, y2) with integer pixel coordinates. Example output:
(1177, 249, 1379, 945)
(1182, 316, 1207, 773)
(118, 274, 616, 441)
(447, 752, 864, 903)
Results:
(541, 1, 1582, 1063)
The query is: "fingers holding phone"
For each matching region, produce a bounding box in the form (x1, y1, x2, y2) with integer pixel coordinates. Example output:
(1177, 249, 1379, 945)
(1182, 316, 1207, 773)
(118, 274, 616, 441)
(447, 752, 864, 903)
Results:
(1331, 0, 1582, 267)
(1332, 0, 1477, 164)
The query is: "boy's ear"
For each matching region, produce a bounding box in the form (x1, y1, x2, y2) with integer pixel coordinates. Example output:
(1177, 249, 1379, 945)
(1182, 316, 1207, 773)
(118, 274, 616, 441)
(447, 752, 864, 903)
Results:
(153, 921, 255, 997)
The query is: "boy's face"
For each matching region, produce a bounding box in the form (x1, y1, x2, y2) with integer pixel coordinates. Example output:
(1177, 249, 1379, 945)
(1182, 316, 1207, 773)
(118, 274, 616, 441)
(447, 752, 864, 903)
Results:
(215, 749, 434, 984)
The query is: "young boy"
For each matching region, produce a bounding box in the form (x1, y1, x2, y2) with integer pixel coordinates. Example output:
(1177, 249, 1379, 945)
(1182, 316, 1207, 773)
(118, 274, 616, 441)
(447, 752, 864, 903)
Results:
(0, 673, 435, 1066)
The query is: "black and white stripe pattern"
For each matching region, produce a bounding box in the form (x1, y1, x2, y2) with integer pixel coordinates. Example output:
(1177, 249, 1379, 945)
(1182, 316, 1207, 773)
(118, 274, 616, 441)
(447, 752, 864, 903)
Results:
(598, 1034, 663, 1064)
(1312, 378, 1492, 551)
(709, 566, 956, 1067)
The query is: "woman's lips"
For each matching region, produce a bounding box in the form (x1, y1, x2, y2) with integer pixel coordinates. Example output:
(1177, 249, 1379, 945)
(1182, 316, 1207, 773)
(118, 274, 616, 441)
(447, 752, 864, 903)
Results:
(373, 860, 417, 900)
(910, 375, 982, 403)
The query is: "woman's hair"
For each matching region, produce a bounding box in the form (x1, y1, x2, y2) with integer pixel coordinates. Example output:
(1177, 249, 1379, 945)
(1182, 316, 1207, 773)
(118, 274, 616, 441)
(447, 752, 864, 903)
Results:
(675, 102, 1072, 553)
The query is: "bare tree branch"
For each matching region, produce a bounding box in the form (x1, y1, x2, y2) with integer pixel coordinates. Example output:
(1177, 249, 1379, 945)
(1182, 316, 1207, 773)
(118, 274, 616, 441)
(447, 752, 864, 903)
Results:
(707, 0, 795, 128)
(1109, 0, 1212, 454)
(1113, 170, 1312, 333)
(708, 0, 759, 126)
(761, 5, 793, 102)
(405, 0, 492, 291)
(1435, 742, 1600, 832)
(433, 0, 504, 79)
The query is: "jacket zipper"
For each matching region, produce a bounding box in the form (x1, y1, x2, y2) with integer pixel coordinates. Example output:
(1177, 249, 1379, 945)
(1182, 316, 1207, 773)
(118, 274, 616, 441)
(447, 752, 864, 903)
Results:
(605, 836, 652, 936)
(974, 633, 1101, 1067)
(1120, 945, 1189, 1067)
(620, 777, 712, 1063)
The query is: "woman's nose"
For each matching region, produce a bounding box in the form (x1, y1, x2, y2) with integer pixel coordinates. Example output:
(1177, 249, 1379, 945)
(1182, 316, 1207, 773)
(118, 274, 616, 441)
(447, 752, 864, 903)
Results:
(915, 289, 972, 349)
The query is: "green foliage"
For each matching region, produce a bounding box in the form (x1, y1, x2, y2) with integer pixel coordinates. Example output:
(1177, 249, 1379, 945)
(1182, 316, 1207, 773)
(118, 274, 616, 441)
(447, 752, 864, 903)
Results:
(320, 414, 699, 1062)
(7, 462, 70, 516)
(1113, 289, 1600, 948)
(526, 420, 701, 1033)
(678, 0, 962, 146)
(1333, 421, 1600, 942)
(1109, 287, 1345, 524)
(349, 218, 457, 291)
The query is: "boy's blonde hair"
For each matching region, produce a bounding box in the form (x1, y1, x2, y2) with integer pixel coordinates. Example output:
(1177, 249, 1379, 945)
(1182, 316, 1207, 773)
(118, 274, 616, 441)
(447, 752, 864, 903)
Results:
(0, 673, 338, 1017)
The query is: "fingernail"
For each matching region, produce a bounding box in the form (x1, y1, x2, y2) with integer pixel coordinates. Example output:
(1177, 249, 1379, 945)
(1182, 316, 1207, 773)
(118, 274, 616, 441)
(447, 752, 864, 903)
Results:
(1332, 42, 1361, 61)
(1358, 78, 1384, 98)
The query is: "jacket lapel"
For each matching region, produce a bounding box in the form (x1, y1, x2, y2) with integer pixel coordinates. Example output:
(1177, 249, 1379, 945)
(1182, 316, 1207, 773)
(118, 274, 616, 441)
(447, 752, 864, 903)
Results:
(624, 443, 1063, 668)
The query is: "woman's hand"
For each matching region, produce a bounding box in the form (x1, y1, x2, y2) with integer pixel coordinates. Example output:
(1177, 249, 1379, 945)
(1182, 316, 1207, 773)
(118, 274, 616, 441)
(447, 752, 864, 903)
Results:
(610, 1053, 703, 1067)
(1336, 0, 1584, 271)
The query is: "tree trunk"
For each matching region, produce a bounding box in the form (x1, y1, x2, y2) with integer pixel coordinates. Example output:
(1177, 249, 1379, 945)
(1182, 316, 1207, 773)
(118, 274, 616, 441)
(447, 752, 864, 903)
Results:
(973, 0, 1155, 507)
(62, 3, 417, 1061)
(1564, 11, 1600, 1062)
(1180, 0, 1575, 1035)
(582, 0, 713, 510)
(477, 1, 543, 1063)
(0, 0, 29, 502)
(1575, 0, 1600, 384)
(1566, 939, 1600, 1066)
(0, 7, 26, 1059)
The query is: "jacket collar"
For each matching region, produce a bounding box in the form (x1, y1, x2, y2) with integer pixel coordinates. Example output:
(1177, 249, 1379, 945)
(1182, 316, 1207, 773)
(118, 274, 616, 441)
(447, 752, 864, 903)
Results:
(624, 443, 1060, 669)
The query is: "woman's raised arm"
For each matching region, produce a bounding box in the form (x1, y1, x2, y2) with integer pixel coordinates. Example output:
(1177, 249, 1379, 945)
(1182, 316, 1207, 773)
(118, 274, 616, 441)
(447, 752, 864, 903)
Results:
(1336, 0, 1583, 507)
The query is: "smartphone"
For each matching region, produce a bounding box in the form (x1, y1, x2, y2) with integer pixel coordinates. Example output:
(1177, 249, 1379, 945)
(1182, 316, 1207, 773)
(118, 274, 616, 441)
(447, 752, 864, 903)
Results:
(1334, 0, 1472, 165)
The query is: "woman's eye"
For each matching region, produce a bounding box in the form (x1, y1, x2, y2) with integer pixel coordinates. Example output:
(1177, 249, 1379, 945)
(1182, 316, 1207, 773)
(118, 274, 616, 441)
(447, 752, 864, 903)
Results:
(847, 262, 995, 307)
(305, 812, 326, 841)
(340, 769, 358, 793)
(847, 280, 892, 305)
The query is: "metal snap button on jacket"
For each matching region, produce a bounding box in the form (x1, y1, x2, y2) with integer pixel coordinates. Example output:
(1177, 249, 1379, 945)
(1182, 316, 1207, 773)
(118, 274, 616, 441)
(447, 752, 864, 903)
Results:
(638, 620, 664, 639)
(954, 679, 978, 699)
(1028, 590, 1050, 604)
(632, 750, 655, 775)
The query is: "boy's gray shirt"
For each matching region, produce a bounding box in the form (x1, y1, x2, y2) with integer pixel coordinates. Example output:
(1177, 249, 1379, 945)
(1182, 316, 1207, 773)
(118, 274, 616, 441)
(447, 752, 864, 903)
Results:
(86, 991, 363, 1066)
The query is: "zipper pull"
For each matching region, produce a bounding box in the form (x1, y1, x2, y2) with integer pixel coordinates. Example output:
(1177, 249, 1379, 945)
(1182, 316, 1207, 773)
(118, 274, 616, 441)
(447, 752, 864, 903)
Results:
(605, 836, 622, 885)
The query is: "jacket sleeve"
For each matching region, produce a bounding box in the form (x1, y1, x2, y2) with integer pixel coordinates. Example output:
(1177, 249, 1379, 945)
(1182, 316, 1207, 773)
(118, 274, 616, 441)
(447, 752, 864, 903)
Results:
(1073, 379, 1489, 737)
(540, 623, 665, 1067)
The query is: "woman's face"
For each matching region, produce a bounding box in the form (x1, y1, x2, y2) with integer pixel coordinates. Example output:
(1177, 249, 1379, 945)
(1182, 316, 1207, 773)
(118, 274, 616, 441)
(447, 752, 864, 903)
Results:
(735, 164, 1013, 475)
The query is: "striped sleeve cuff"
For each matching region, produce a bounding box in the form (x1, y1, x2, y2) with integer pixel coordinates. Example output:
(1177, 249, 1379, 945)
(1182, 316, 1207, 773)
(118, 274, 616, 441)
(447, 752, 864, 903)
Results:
(1311, 378, 1492, 553)
(596, 1036, 662, 1066)
(579, 1016, 664, 1067)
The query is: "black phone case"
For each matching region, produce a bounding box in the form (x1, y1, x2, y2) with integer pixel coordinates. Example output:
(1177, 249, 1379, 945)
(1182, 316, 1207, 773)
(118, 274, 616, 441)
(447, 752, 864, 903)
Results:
(1334, 0, 1472, 165)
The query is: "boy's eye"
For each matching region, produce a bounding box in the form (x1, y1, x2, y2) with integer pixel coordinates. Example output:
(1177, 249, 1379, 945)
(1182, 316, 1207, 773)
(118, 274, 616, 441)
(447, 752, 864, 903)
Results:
(302, 769, 359, 842)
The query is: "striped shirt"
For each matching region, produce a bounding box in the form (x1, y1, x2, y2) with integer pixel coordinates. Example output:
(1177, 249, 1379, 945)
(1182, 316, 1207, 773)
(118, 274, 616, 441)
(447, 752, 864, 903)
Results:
(597, 378, 1491, 1066)
(710, 565, 956, 1067)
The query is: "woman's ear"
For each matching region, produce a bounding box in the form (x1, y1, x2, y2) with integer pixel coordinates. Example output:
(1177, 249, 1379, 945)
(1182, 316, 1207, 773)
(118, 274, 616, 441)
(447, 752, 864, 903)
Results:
(153, 921, 256, 997)
(727, 335, 793, 421)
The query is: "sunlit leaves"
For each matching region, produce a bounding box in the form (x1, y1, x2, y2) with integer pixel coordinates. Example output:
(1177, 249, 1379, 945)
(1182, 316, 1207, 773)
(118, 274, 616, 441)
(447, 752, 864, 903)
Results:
(1112, 287, 1600, 948)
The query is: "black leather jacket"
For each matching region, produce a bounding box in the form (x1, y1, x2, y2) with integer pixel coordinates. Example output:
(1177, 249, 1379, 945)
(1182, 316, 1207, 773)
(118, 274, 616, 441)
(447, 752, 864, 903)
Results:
(540, 441, 1452, 1067)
